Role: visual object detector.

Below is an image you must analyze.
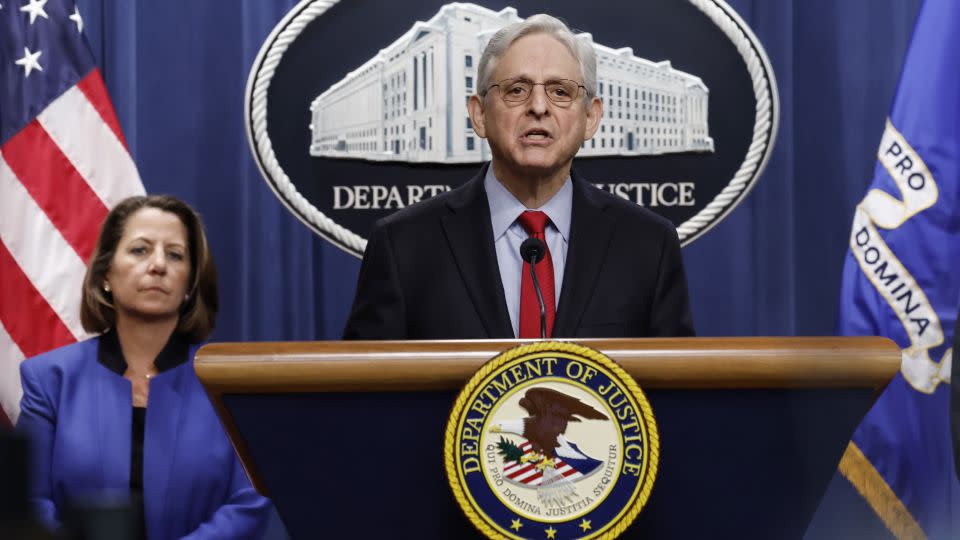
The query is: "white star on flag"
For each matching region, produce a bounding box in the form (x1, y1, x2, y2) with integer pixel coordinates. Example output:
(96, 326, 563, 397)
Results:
(14, 46, 43, 78)
(69, 5, 82, 33)
(19, 0, 49, 24)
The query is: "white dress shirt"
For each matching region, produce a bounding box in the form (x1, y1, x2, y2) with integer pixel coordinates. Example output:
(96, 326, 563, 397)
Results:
(484, 165, 572, 337)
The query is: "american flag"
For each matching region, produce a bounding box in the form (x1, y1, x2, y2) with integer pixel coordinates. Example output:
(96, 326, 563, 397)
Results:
(0, 0, 144, 426)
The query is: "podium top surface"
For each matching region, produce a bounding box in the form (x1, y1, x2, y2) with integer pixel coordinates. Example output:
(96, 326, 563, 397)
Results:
(195, 337, 900, 392)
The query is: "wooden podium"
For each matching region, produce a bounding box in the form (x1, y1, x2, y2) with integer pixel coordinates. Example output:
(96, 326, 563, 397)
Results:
(195, 337, 899, 539)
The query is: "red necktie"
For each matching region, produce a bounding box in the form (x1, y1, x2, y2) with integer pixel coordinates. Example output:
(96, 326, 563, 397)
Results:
(517, 211, 556, 338)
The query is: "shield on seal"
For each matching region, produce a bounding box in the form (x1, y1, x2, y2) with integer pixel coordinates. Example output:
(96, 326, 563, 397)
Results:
(501, 440, 603, 487)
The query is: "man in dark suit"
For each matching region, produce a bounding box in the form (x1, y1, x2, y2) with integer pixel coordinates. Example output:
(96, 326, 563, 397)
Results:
(343, 14, 694, 340)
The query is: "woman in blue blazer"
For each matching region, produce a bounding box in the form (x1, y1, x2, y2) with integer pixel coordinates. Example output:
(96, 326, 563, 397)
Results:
(17, 195, 270, 540)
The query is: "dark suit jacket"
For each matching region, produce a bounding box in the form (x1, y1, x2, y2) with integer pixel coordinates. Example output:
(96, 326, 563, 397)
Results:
(16, 337, 271, 540)
(343, 165, 694, 339)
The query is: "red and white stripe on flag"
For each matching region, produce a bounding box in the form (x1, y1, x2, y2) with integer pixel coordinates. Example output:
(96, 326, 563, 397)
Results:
(0, 68, 144, 426)
(502, 441, 584, 486)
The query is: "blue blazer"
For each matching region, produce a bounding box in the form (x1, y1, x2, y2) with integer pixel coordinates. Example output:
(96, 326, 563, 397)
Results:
(16, 337, 270, 540)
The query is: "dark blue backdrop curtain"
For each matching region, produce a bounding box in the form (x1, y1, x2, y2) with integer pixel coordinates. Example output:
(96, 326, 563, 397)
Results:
(72, 1, 922, 537)
(73, 0, 923, 343)
(76, 0, 359, 345)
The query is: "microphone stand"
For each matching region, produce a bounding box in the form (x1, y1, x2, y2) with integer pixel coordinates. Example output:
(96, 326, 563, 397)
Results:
(520, 237, 548, 340)
(528, 262, 547, 339)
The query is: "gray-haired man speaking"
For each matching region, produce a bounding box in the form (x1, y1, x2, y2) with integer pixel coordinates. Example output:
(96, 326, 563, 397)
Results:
(344, 14, 694, 340)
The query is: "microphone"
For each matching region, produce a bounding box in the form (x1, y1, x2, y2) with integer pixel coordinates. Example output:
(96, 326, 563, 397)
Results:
(519, 238, 547, 339)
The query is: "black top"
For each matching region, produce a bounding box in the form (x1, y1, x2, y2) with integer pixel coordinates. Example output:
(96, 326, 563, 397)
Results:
(131, 406, 146, 537)
(97, 329, 189, 539)
(131, 407, 146, 493)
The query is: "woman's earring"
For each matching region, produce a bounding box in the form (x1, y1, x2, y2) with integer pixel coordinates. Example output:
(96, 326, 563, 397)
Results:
(103, 283, 111, 293)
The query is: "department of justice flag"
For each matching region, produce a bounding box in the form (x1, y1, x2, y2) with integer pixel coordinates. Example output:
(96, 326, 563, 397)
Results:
(0, 0, 144, 426)
(835, 0, 960, 537)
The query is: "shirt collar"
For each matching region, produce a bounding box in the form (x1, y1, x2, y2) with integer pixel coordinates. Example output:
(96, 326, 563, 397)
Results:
(483, 163, 573, 242)
(97, 328, 190, 376)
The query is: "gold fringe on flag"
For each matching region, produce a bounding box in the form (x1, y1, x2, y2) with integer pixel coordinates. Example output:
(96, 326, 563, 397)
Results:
(838, 441, 926, 540)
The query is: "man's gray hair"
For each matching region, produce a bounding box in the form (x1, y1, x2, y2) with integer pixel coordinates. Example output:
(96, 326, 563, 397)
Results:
(477, 14, 597, 102)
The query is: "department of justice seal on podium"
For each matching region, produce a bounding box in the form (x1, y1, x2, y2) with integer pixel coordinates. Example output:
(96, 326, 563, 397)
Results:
(445, 342, 659, 539)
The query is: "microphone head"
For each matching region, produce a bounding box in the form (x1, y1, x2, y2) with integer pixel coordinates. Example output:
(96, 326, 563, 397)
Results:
(520, 237, 546, 264)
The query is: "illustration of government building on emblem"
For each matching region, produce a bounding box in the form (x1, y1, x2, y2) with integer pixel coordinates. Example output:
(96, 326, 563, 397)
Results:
(309, 3, 714, 164)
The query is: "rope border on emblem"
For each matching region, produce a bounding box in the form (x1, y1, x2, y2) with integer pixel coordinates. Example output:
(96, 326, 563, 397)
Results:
(680, 0, 780, 245)
(245, 0, 778, 255)
(244, 0, 368, 256)
(443, 341, 660, 539)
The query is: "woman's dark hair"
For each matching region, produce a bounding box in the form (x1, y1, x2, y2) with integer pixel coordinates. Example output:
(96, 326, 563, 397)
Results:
(80, 195, 219, 343)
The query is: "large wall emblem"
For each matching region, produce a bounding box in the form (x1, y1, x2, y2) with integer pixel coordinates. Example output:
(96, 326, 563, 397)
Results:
(308, 6, 713, 164)
(246, 0, 778, 256)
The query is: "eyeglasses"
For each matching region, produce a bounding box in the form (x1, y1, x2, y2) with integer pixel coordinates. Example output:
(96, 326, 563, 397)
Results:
(488, 78, 585, 104)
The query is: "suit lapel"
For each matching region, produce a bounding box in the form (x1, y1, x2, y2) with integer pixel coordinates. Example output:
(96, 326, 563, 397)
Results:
(94, 347, 132, 491)
(553, 173, 615, 337)
(142, 361, 190, 540)
(441, 165, 513, 338)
